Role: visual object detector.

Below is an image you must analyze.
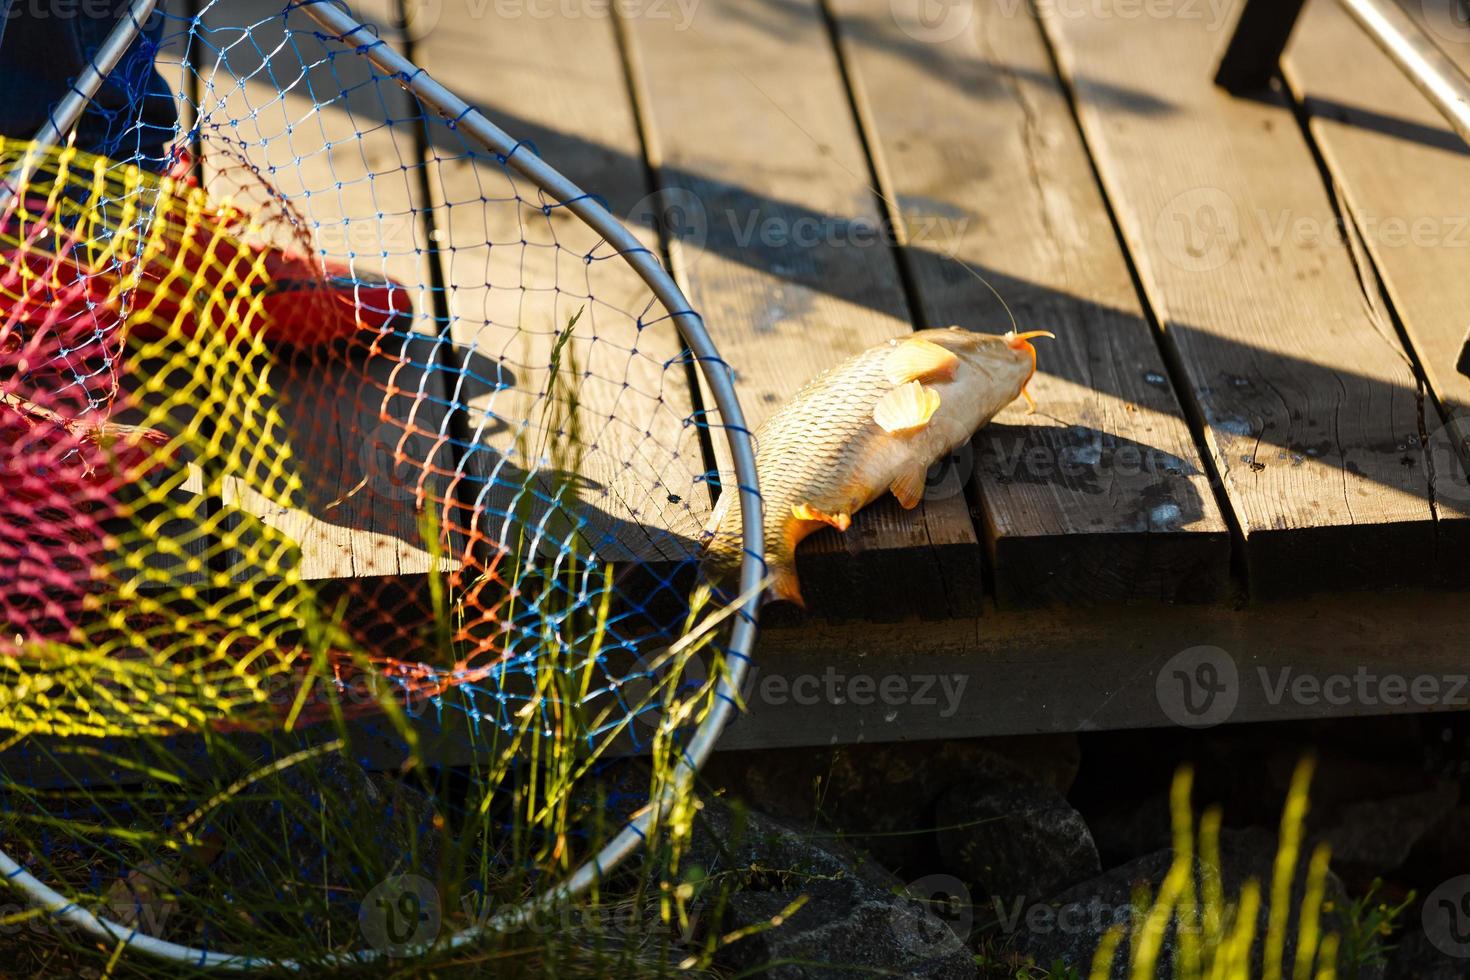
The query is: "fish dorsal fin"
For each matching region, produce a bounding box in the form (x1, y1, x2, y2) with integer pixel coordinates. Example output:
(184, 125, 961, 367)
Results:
(885, 337, 959, 385)
(874, 380, 941, 434)
(890, 465, 927, 510)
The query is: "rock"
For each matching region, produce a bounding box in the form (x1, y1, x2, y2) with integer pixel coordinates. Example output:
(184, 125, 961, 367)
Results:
(1406, 805, 1470, 880)
(1088, 790, 1174, 868)
(936, 778, 1100, 905)
(687, 799, 977, 980)
(1267, 749, 1446, 815)
(1319, 781, 1459, 877)
(1012, 828, 1348, 979)
(702, 736, 1079, 873)
(1385, 930, 1467, 980)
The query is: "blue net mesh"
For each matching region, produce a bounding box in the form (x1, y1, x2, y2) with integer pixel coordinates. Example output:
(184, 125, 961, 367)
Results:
(0, 0, 754, 967)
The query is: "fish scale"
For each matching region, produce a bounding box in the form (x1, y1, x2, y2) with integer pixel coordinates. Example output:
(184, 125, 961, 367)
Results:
(705, 327, 1051, 607)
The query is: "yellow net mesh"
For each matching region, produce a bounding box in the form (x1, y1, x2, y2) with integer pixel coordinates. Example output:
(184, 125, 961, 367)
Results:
(0, 141, 422, 737)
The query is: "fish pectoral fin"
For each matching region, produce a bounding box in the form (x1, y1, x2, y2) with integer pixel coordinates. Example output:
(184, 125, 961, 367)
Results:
(792, 502, 852, 533)
(885, 338, 959, 385)
(890, 465, 927, 510)
(768, 563, 805, 608)
(874, 380, 941, 434)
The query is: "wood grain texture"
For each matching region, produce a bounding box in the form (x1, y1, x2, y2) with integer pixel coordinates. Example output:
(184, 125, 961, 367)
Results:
(7, 583, 1464, 784)
(1039, 0, 1466, 596)
(1283, 0, 1470, 528)
(621, 0, 984, 618)
(195, 0, 459, 580)
(413, 0, 711, 567)
(829, 0, 1231, 606)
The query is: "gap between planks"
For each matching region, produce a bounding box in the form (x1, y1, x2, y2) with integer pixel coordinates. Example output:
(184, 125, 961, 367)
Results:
(1037, 0, 1469, 597)
(825, 0, 1232, 606)
(618, 0, 986, 620)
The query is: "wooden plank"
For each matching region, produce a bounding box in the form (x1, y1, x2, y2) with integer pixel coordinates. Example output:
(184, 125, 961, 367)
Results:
(713, 588, 1470, 749)
(829, 0, 1231, 606)
(621, 0, 984, 618)
(7, 584, 1466, 784)
(193, 0, 460, 582)
(413, 0, 711, 569)
(1038, 0, 1467, 596)
(1282, 0, 1470, 512)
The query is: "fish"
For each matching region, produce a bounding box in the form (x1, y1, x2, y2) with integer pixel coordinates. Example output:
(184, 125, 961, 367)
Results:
(704, 327, 1053, 607)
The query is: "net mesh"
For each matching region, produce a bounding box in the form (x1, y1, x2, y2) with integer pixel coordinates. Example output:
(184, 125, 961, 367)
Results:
(0, 0, 748, 967)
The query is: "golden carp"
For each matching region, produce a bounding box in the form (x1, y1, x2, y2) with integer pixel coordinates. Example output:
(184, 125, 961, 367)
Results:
(704, 327, 1052, 606)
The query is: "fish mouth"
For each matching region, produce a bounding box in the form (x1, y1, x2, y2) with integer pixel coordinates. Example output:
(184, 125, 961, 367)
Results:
(1004, 330, 1055, 412)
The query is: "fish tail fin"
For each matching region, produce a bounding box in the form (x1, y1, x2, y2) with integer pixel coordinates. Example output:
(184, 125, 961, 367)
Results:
(768, 562, 805, 608)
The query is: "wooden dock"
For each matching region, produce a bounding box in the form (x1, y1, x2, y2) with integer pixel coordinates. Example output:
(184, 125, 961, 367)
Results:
(176, 0, 1470, 748)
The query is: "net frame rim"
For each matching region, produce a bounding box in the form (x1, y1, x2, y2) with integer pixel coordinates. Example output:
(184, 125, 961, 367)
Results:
(0, 0, 765, 969)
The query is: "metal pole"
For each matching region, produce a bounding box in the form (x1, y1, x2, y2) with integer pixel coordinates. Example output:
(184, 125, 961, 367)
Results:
(1338, 0, 1470, 149)
(0, 0, 160, 212)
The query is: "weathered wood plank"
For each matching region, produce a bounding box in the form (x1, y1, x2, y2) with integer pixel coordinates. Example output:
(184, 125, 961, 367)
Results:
(829, 0, 1231, 606)
(715, 588, 1470, 748)
(1282, 0, 1470, 516)
(6, 584, 1466, 786)
(1039, 0, 1466, 596)
(621, 0, 984, 618)
(413, 0, 711, 568)
(194, 0, 460, 581)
